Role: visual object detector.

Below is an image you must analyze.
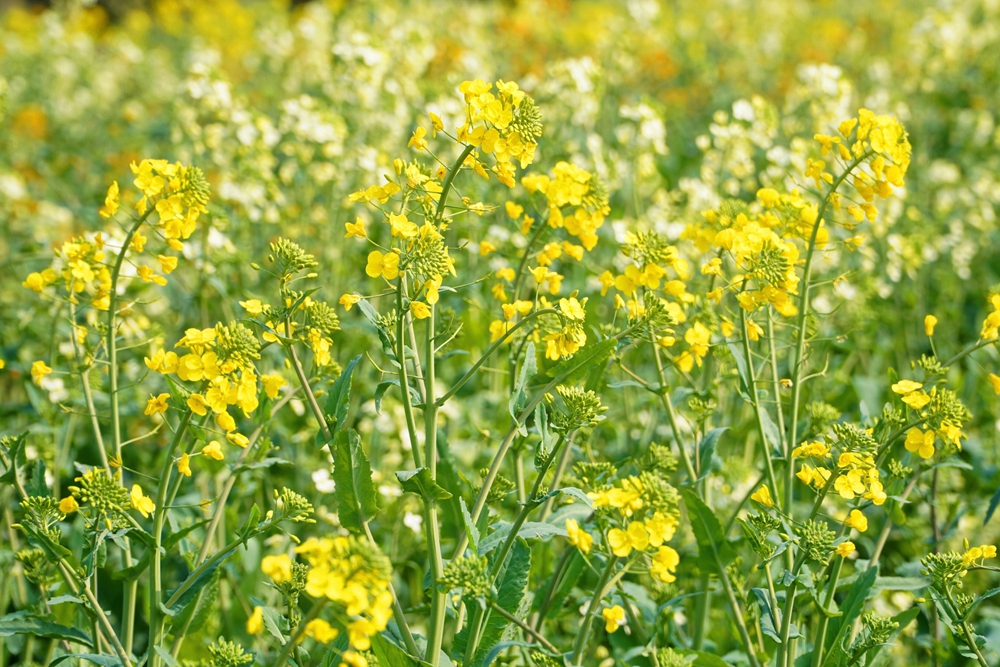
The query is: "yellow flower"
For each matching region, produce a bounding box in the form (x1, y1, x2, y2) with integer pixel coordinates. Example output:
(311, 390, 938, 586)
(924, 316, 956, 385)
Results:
(505, 201, 524, 219)
(904, 428, 935, 459)
(187, 393, 208, 416)
(835, 541, 856, 558)
(365, 250, 400, 280)
(602, 605, 626, 633)
(408, 126, 428, 151)
(891, 379, 923, 395)
(410, 301, 431, 319)
(23, 272, 46, 293)
(144, 393, 170, 416)
(345, 219, 366, 239)
(924, 315, 937, 336)
(177, 453, 192, 477)
(834, 470, 867, 500)
(158, 255, 178, 274)
(901, 390, 930, 410)
(31, 360, 53, 385)
(202, 441, 224, 461)
(59, 496, 79, 514)
(262, 553, 293, 583)
(340, 293, 361, 311)
(389, 213, 417, 239)
(480, 241, 496, 256)
(227, 432, 250, 448)
(844, 509, 868, 533)
(240, 299, 266, 316)
(99, 181, 120, 219)
(565, 519, 593, 554)
(651, 545, 680, 583)
(757, 188, 781, 208)
(989, 373, 1000, 395)
(217, 411, 236, 432)
(305, 618, 340, 644)
(342, 651, 367, 667)
(607, 521, 649, 557)
(750, 485, 774, 508)
(130, 484, 155, 518)
(246, 606, 264, 635)
(262, 374, 286, 399)
(644, 512, 678, 547)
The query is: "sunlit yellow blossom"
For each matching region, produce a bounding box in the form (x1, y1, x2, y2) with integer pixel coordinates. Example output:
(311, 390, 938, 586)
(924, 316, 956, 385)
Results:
(99, 181, 120, 218)
(262, 374, 285, 399)
(59, 496, 79, 514)
(31, 360, 53, 385)
(602, 605, 626, 633)
(305, 618, 339, 643)
(187, 393, 208, 416)
(410, 301, 431, 319)
(202, 441, 224, 461)
(227, 432, 250, 448)
(246, 606, 264, 635)
(924, 315, 937, 336)
(651, 546, 680, 583)
(565, 519, 592, 553)
(844, 509, 868, 532)
(365, 251, 400, 280)
(340, 293, 361, 311)
(905, 428, 935, 459)
(130, 484, 155, 518)
(158, 255, 178, 274)
(988, 373, 1000, 395)
(262, 553, 293, 583)
(607, 521, 649, 557)
(177, 453, 192, 477)
(836, 541, 856, 557)
(144, 393, 170, 416)
(750, 484, 774, 508)
(345, 219, 366, 239)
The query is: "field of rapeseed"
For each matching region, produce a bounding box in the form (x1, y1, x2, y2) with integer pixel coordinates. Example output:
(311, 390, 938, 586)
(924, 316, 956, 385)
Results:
(2, 1, 1000, 666)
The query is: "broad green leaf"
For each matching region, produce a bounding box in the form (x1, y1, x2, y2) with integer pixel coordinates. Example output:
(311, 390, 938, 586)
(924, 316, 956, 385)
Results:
(509, 342, 537, 432)
(478, 521, 567, 553)
(750, 588, 782, 643)
(0, 615, 93, 646)
(397, 467, 453, 501)
(50, 654, 122, 667)
(333, 428, 381, 532)
(543, 339, 616, 384)
(0, 432, 27, 486)
(322, 354, 362, 442)
(461, 497, 480, 556)
(681, 489, 737, 568)
(452, 538, 531, 666)
(697, 427, 728, 479)
(533, 548, 585, 619)
(370, 632, 431, 667)
(165, 545, 237, 615)
(985, 486, 1000, 525)
(821, 565, 878, 667)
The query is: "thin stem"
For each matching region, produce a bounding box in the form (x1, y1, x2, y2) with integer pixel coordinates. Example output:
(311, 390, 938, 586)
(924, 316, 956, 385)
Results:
(652, 342, 698, 483)
(424, 306, 446, 667)
(740, 305, 781, 505)
(490, 601, 560, 655)
(570, 555, 618, 665)
(271, 598, 328, 667)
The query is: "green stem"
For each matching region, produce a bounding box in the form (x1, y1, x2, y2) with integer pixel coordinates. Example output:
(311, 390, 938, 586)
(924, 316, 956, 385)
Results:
(424, 305, 446, 667)
(785, 154, 869, 520)
(652, 342, 698, 483)
(271, 598, 328, 667)
(147, 408, 195, 667)
(811, 554, 845, 667)
(489, 601, 559, 655)
(740, 304, 781, 505)
(570, 555, 618, 665)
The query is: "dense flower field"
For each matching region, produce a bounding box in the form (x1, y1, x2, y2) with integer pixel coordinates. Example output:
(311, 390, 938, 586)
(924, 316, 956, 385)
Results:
(2, 1, 1000, 666)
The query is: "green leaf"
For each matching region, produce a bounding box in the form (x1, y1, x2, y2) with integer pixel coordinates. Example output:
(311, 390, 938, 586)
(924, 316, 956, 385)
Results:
(0, 432, 27, 486)
(673, 649, 735, 667)
(461, 497, 480, 556)
(322, 354, 362, 443)
(509, 342, 537, 432)
(478, 521, 567, 553)
(396, 468, 453, 501)
(750, 588, 782, 643)
(452, 539, 531, 666)
(50, 654, 122, 667)
(165, 546, 237, 615)
(533, 548, 585, 619)
(27, 459, 48, 497)
(155, 646, 180, 667)
(697, 427, 728, 479)
(681, 489, 737, 569)
(543, 339, 616, 385)
(821, 565, 878, 667)
(370, 632, 431, 667)
(250, 597, 287, 642)
(0, 615, 93, 646)
(985, 486, 1000, 525)
(333, 428, 381, 532)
